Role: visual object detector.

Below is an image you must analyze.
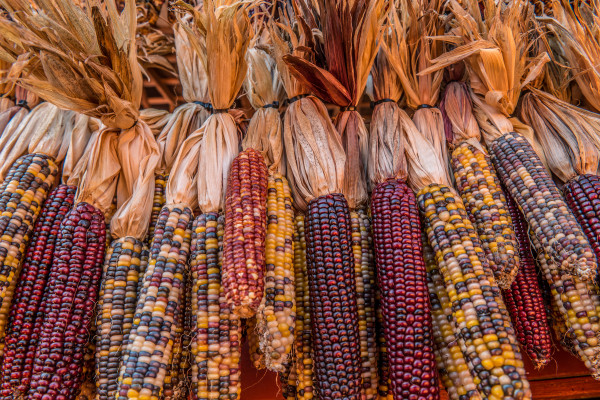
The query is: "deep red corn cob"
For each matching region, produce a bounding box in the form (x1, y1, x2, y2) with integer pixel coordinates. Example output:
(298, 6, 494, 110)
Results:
(305, 193, 362, 400)
(371, 179, 439, 400)
(0, 184, 75, 398)
(501, 188, 552, 368)
(28, 202, 106, 400)
(223, 148, 268, 318)
(564, 174, 600, 265)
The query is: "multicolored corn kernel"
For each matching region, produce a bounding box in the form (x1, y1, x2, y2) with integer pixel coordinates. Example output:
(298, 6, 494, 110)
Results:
(28, 202, 106, 399)
(223, 148, 268, 318)
(564, 174, 600, 266)
(501, 189, 552, 368)
(280, 351, 297, 400)
(417, 183, 531, 400)
(305, 193, 362, 400)
(190, 212, 241, 400)
(451, 142, 519, 288)
(247, 317, 265, 370)
(257, 173, 295, 372)
(96, 237, 147, 400)
(0, 184, 75, 398)
(148, 173, 167, 245)
(0, 153, 59, 352)
(293, 215, 313, 400)
(116, 205, 192, 400)
(375, 289, 393, 400)
(371, 180, 439, 400)
(489, 131, 597, 280)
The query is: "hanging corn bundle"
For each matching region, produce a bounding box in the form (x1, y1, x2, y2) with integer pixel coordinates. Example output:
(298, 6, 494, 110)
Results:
(367, 32, 439, 399)
(439, 82, 519, 288)
(421, 0, 597, 281)
(243, 39, 296, 370)
(404, 117, 531, 399)
(175, 1, 251, 398)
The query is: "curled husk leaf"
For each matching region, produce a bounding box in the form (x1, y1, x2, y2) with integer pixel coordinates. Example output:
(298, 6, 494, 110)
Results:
(139, 108, 170, 136)
(440, 81, 481, 148)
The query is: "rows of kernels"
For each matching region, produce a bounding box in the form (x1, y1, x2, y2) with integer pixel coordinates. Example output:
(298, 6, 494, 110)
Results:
(190, 213, 241, 400)
(29, 202, 106, 399)
(490, 132, 597, 280)
(501, 190, 552, 367)
(258, 174, 295, 371)
(80, 310, 98, 400)
(223, 149, 268, 318)
(293, 215, 313, 400)
(564, 174, 600, 264)
(305, 194, 362, 400)
(247, 317, 265, 370)
(350, 207, 378, 399)
(116, 205, 192, 400)
(417, 183, 531, 400)
(452, 143, 519, 288)
(0, 184, 75, 397)
(148, 173, 167, 245)
(280, 352, 297, 399)
(0, 153, 59, 350)
(375, 290, 393, 400)
(423, 231, 481, 400)
(96, 237, 145, 400)
(371, 180, 439, 400)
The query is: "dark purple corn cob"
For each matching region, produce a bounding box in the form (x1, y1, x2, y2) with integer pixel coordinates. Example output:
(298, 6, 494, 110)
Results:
(564, 174, 600, 266)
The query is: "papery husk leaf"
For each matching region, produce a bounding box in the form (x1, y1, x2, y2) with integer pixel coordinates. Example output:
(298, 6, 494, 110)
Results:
(440, 81, 481, 146)
(76, 128, 121, 214)
(139, 108, 170, 136)
(244, 47, 284, 110)
(111, 120, 161, 240)
(412, 107, 449, 171)
(0, 106, 20, 136)
(369, 47, 403, 103)
(283, 96, 345, 209)
(63, 113, 94, 185)
(166, 127, 202, 210)
(174, 21, 211, 103)
(335, 110, 368, 209)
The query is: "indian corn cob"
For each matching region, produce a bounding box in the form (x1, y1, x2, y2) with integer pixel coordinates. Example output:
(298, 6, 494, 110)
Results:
(190, 212, 241, 400)
(0, 184, 75, 398)
(305, 194, 362, 400)
(418, 183, 531, 400)
(371, 179, 439, 400)
(293, 215, 313, 400)
(247, 317, 265, 370)
(223, 148, 268, 318)
(501, 189, 552, 368)
(280, 353, 297, 400)
(96, 237, 147, 400)
(29, 202, 106, 399)
(116, 205, 192, 400)
(564, 174, 600, 266)
(424, 232, 481, 400)
(375, 297, 392, 400)
(148, 173, 167, 244)
(256, 174, 295, 372)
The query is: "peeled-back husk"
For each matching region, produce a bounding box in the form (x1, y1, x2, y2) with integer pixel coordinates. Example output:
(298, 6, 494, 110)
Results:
(139, 108, 170, 136)
(62, 113, 95, 186)
(335, 110, 368, 209)
(440, 81, 482, 149)
(412, 107, 449, 170)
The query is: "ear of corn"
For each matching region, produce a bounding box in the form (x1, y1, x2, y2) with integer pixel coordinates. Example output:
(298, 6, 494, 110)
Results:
(418, 183, 531, 400)
(350, 207, 378, 399)
(489, 131, 597, 280)
(564, 174, 600, 265)
(305, 194, 362, 400)
(371, 179, 439, 400)
(29, 202, 106, 399)
(501, 189, 552, 368)
(116, 205, 192, 400)
(148, 173, 167, 245)
(375, 295, 393, 400)
(451, 142, 519, 288)
(256, 174, 296, 372)
(280, 352, 297, 400)
(247, 317, 265, 370)
(190, 212, 241, 400)
(293, 215, 313, 400)
(0, 184, 75, 397)
(423, 230, 481, 400)
(223, 148, 268, 318)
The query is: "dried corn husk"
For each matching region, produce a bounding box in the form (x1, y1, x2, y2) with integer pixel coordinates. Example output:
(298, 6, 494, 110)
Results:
(140, 108, 170, 135)
(171, 0, 251, 213)
(367, 47, 408, 186)
(62, 114, 96, 186)
(242, 46, 286, 174)
(440, 81, 485, 153)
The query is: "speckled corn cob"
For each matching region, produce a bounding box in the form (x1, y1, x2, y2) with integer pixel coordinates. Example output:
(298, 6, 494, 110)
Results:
(223, 148, 268, 318)
(371, 180, 438, 400)
(190, 212, 241, 400)
(247, 317, 265, 370)
(423, 231, 481, 400)
(418, 183, 531, 400)
(280, 352, 297, 400)
(305, 194, 362, 400)
(257, 174, 295, 371)
(116, 205, 192, 400)
(96, 237, 146, 400)
(350, 207, 378, 399)
(375, 290, 392, 400)
(148, 173, 167, 245)
(0, 184, 75, 398)
(451, 142, 519, 288)
(501, 189, 552, 368)
(79, 310, 98, 400)
(564, 174, 600, 266)
(293, 215, 313, 400)
(489, 131, 597, 280)
(0, 153, 59, 351)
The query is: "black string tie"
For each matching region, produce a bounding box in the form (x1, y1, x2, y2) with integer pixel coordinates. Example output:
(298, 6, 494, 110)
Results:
(262, 101, 279, 109)
(285, 94, 310, 106)
(417, 104, 436, 110)
(17, 100, 30, 111)
(340, 105, 357, 112)
(193, 101, 213, 111)
(370, 98, 396, 108)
